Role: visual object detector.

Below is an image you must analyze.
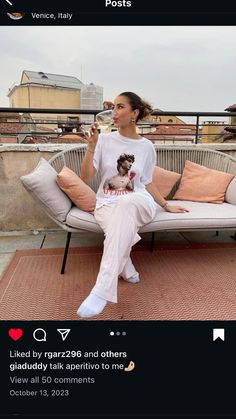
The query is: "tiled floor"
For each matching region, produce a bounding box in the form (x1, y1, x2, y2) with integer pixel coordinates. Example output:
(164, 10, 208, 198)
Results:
(0, 229, 235, 276)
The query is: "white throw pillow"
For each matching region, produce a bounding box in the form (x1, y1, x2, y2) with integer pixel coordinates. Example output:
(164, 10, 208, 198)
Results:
(225, 176, 236, 205)
(20, 158, 72, 222)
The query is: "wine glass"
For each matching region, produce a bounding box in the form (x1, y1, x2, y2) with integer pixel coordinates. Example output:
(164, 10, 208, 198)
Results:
(77, 123, 92, 139)
(79, 110, 114, 138)
(95, 110, 114, 132)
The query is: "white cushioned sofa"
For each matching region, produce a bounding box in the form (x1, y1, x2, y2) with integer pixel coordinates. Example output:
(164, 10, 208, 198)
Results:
(21, 145, 236, 274)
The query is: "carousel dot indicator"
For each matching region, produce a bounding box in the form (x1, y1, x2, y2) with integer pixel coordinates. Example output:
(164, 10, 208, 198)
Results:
(110, 331, 115, 336)
(116, 331, 121, 336)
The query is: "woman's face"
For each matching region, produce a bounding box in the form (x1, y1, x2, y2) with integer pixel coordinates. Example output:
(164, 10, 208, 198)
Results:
(112, 95, 139, 128)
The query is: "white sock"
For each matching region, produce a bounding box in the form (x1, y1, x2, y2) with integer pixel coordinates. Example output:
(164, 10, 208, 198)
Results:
(123, 272, 140, 284)
(77, 293, 107, 318)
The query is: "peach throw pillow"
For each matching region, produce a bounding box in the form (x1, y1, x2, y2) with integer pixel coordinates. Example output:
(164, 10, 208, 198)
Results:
(173, 160, 234, 203)
(57, 166, 96, 212)
(152, 167, 181, 198)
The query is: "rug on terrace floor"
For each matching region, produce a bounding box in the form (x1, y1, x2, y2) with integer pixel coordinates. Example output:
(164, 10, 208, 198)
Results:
(1, 243, 236, 320)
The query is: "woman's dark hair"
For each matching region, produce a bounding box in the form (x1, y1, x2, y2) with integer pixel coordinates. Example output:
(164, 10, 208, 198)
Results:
(119, 91, 153, 122)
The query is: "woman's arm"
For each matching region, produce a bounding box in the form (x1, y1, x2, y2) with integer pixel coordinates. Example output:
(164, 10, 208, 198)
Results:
(145, 182, 189, 213)
(80, 123, 98, 182)
(80, 147, 97, 182)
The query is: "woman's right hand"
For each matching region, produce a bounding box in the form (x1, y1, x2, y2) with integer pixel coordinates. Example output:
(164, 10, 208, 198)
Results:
(82, 122, 99, 151)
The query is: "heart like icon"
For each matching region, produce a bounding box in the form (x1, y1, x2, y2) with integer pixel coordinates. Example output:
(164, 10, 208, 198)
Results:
(8, 328, 23, 341)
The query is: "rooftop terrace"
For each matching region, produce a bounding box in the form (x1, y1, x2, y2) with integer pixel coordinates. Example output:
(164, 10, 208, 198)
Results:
(1, 107, 236, 320)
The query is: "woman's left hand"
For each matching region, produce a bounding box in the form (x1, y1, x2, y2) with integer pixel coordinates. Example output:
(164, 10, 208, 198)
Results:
(165, 205, 189, 213)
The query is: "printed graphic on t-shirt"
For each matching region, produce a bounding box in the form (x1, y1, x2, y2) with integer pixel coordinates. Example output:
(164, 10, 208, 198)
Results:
(103, 153, 136, 195)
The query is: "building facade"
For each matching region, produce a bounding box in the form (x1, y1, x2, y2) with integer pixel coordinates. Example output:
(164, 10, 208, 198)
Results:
(8, 70, 103, 129)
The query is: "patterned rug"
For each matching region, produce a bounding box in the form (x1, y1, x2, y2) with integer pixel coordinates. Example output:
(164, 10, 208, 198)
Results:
(1, 244, 236, 320)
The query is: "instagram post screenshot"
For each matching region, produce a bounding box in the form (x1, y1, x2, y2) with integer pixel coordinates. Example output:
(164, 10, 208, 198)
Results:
(1, 1, 236, 417)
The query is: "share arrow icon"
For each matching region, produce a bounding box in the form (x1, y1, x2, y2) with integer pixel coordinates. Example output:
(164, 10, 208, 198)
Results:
(57, 329, 71, 341)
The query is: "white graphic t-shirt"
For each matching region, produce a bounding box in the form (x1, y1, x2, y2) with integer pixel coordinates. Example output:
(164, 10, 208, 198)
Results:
(93, 131, 157, 209)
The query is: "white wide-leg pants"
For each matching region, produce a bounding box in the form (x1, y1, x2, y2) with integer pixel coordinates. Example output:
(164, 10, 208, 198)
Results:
(91, 193, 157, 303)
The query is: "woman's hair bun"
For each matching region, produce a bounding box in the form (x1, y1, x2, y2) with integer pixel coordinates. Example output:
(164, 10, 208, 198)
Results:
(140, 99, 153, 121)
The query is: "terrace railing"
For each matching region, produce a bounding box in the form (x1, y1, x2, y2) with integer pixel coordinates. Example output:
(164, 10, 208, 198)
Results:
(0, 107, 236, 144)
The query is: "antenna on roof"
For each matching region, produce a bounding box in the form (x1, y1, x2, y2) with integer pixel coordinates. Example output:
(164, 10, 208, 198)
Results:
(80, 65, 83, 83)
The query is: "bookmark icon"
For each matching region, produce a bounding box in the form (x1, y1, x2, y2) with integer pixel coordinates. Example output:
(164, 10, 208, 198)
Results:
(213, 328, 225, 342)
(57, 329, 71, 341)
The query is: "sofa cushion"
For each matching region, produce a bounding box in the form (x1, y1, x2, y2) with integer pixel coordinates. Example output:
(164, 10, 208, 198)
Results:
(152, 167, 181, 198)
(66, 200, 236, 233)
(56, 166, 96, 212)
(173, 160, 234, 204)
(225, 176, 236, 205)
(66, 206, 103, 233)
(139, 200, 236, 232)
(20, 158, 72, 223)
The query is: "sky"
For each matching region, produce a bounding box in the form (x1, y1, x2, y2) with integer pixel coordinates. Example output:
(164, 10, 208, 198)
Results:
(0, 26, 236, 116)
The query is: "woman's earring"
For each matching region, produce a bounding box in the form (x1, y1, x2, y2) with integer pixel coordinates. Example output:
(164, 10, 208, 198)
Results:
(131, 118, 136, 124)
